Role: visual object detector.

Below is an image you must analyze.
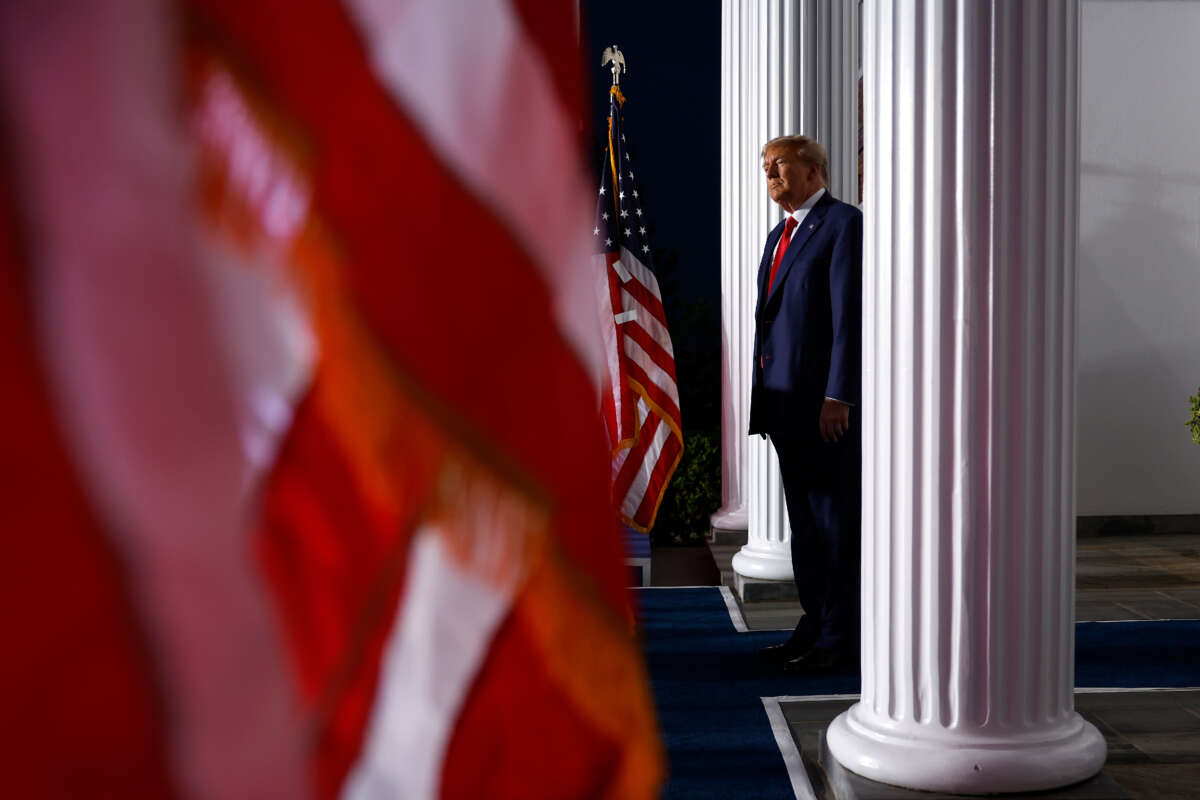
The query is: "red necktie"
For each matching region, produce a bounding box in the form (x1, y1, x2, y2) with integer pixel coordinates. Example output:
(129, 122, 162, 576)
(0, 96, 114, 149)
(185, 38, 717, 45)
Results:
(767, 216, 798, 296)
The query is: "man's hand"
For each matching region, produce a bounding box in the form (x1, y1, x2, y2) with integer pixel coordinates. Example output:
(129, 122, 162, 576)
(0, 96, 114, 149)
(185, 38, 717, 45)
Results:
(819, 398, 851, 443)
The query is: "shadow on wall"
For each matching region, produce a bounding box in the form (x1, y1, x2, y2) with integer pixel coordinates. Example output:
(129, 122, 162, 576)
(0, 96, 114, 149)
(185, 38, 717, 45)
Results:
(1076, 166, 1200, 516)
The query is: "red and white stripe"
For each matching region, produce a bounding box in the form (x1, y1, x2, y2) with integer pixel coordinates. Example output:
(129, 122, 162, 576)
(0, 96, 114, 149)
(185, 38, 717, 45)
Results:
(606, 245, 683, 531)
(0, 0, 311, 795)
(343, 0, 604, 384)
(3, 0, 644, 794)
(340, 0, 604, 795)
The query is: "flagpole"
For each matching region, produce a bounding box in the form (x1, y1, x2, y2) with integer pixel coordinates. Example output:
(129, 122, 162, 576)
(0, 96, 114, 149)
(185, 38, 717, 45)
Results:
(602, 45, 625, 219)
(594, 44, 684, 535)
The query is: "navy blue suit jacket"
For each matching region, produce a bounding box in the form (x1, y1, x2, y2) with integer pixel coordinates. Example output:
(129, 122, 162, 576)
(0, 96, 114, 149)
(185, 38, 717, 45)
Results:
(748, 191, 862, 441)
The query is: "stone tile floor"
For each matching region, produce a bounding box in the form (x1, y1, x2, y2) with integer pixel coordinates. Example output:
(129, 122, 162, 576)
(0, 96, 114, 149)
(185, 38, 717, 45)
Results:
(1082, 689, 1200, 799)
(704, 534, 1200, 631)
(1077, 535, 1200, 621)
(698, 532, 1200, 798)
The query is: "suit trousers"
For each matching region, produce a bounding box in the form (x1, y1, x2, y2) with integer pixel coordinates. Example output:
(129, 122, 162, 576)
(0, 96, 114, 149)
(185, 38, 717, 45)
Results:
(770, 424, 861, 654)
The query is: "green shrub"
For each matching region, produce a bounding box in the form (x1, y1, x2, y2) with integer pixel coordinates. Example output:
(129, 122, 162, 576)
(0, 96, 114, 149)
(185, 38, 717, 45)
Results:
(1188, 388, 1200, 445)
(651, 430, 721, 546)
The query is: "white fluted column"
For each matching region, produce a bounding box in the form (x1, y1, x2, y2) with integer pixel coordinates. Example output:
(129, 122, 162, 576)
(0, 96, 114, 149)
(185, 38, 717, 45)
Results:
(826, 1, 1106, 793)
(723, 0, 859, 583)
(711, 0, 752, 538)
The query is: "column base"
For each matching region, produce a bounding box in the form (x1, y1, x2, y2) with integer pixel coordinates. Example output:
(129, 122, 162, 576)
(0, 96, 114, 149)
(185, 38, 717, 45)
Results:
(709, 505, 748, 546)
(730, 544, 793, 582)
(826, 703, 1107, 795)
(733, 572, 798, 602)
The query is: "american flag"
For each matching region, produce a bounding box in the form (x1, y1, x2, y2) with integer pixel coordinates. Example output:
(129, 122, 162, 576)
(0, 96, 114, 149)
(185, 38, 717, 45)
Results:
(596, 87, 684, 533)
(0, 0, 663, 797)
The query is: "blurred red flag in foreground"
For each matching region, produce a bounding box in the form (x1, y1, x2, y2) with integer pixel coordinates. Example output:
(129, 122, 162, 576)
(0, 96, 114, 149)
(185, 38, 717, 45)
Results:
(0, 0, 663, 797)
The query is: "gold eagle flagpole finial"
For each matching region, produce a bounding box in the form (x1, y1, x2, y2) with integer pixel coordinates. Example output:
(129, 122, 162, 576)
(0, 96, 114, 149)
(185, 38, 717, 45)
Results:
(601, 44, 626, 87)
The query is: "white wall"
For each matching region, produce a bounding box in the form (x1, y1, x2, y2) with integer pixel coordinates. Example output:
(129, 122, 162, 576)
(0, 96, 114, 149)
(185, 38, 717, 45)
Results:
(1077, 1, 1200, 515)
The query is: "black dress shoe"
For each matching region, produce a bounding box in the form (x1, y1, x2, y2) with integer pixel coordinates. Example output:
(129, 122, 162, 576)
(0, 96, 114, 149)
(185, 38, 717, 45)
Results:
(758, 638, 813, 664)
(780, 646, 850, 674)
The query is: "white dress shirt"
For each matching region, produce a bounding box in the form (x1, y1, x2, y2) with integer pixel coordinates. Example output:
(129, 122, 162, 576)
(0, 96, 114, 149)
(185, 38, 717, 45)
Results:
(770, 187, 825, 262)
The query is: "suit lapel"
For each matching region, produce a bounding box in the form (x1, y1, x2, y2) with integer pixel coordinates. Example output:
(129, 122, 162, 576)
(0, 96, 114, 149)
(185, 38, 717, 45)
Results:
(756, 219, 785, 313)
(765, 191, 834, 305)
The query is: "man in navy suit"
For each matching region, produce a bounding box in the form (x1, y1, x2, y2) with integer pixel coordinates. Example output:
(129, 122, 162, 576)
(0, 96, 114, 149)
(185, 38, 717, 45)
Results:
(749, 135, 862, 672)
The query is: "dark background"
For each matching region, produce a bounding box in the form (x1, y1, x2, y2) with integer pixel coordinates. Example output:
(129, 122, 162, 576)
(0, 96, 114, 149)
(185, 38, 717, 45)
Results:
(581, 0, 724, 541)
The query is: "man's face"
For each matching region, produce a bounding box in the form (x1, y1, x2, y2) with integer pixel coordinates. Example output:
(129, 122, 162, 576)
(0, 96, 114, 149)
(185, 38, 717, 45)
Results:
(763, 146, 822, 212)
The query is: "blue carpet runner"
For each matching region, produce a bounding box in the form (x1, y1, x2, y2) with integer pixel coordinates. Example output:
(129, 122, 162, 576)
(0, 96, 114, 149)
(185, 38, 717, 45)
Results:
(636, 586, 1200, 799)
